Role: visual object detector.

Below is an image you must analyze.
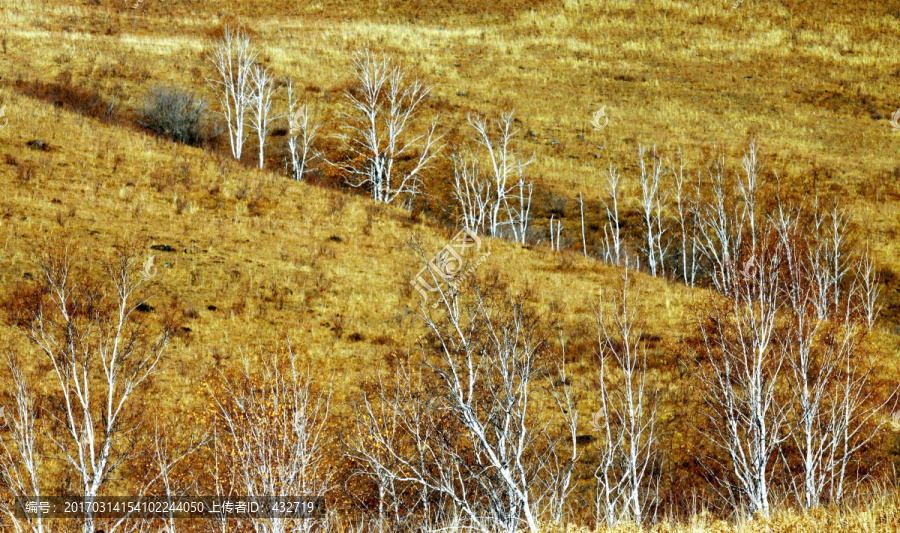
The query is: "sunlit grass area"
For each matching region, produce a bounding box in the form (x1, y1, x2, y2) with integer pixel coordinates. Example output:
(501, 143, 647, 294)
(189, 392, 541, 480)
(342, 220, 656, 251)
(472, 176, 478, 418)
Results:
(0, 0, 898, 530)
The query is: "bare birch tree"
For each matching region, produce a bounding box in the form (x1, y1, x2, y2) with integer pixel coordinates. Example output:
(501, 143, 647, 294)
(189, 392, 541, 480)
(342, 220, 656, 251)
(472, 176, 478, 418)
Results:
(338, 49, 442, 206)
(692, 236, 787, 518)
(207, 27, 258, 161)
(205, 423, 238, 533)
(856, 246, 881, 330)
(673, 149, 700, 286)
(579, 191, 588, 257)
(248, 64, 278, 169)
(591, 270, 659, 528)
(600, 166, 625, 267)
(776, 211, 893, 508)
(549, 215, 563, 251)
(778, 211, 838, 509)
(696, 150, 743, 295)
(149, 418, 208, 533)
(212, 345, 332, 533)
(636, 146, 668, 278)
(825, 320, 892, 505)
(782, 304, 880, 509)
(451, 150, 491, 233)
(510, 178, 534, 245)
(348, 357, 444, 532)
(0, 356, 44, 533)
(285, 79, 320, 182)
(824, 205, 852, 320)
(737, 140, 761, 254)
(469, 113, 534, 242)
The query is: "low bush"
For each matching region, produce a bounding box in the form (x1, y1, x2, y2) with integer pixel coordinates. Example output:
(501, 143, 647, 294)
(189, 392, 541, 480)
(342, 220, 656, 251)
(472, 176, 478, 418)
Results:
(139, 85, 210, 145)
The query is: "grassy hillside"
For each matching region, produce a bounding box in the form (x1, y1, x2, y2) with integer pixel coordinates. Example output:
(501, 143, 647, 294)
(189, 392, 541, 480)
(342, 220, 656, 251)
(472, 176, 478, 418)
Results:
(0, 0, 899, 530)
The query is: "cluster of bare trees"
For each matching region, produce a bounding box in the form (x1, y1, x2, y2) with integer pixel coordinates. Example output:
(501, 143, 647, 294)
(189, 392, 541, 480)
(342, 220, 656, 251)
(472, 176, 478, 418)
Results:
(441, 140, 889, 527)
(285, 80, 320, 183)
(579, 148, 890, 524)
(0, 248, 332, 533)
(690, 178, 890, 517)
(571, 140, 886, 326)
(211, 347, 332, 533)
(203, 28, 886, 324)
(207, 27, 317, 175)
(206, 30, 542, 228)
(0, 246, 581, 533)
(0, 217, 890, 532)
(207, 28, 258, 164)
(348, 282, 577, 532)
(0, 246, 172, 533)
(207, 30, 444, 209)
(450, 113, 534, 243)
(1, 61, 893, 527)
(351, 244, 896, 531)
(588, 143, 716, 280)
(335, 50, 443, 207)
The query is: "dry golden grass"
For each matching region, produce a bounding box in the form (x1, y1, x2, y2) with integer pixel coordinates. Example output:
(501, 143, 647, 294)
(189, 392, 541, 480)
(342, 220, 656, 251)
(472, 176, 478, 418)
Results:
(0, 0, 898, 528)
(0, 81, 694, 420)
(580, 488, 900, 531)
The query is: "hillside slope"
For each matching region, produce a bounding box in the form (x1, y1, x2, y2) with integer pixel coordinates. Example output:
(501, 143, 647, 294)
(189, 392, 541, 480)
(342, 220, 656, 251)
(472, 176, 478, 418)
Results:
(0, 0, 899, 529)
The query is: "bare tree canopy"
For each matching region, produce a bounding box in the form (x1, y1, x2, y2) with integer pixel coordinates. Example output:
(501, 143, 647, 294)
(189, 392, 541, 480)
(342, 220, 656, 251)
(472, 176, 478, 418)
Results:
(336, 49, 443, 207)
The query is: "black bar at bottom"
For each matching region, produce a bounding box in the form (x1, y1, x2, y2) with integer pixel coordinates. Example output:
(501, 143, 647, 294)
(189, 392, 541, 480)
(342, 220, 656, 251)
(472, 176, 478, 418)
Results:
(14, 497, 324, 519)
